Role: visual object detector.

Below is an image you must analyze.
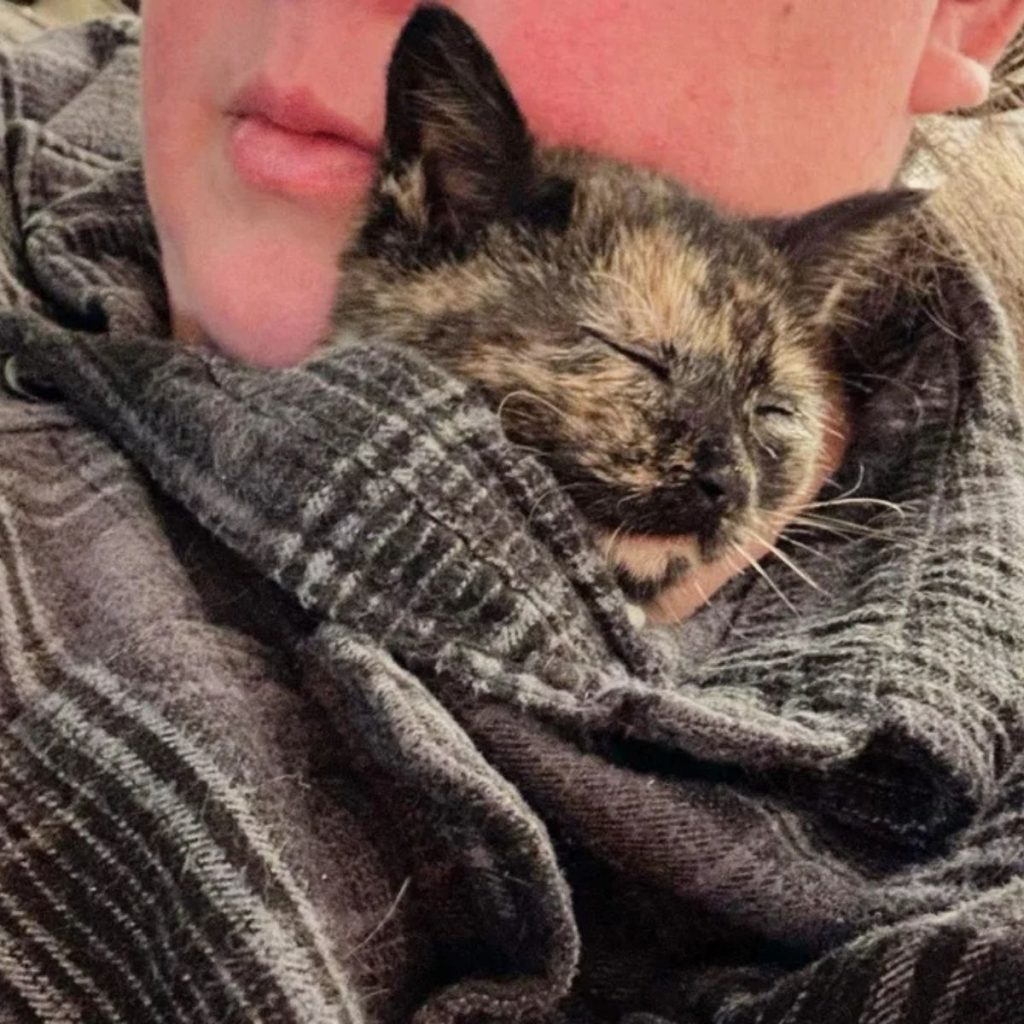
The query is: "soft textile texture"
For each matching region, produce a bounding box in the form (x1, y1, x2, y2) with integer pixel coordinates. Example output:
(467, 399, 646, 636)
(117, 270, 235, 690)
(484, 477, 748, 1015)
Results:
(1, 16, 1023, 1024)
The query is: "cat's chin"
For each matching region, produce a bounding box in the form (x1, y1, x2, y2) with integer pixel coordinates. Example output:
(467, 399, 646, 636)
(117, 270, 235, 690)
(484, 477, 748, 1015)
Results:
(597, 531, 700, 602)
(598, 529, 744, 626)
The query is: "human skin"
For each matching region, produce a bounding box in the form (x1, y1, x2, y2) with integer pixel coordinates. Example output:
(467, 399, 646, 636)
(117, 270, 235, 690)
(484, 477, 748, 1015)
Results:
(140, 0, 1024, 619)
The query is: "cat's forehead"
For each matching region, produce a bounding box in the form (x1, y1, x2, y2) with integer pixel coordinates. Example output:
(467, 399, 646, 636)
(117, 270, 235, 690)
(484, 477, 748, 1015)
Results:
(543, 148, 801, 356)
(579, 221, 795, 358)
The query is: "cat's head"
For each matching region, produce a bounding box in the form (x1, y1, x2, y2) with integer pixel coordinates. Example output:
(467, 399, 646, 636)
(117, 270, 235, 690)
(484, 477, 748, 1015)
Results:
(334, 4, 922, 604)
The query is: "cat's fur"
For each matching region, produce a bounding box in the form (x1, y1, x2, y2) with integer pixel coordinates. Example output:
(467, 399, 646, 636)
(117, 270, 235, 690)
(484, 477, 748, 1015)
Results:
(332, 5, 921, 607)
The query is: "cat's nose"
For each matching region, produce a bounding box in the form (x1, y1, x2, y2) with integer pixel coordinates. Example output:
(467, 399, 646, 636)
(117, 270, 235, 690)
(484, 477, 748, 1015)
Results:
(695, 465, 748, 513)
(624, 469, 748, 536)
(691, 437, 748, 515)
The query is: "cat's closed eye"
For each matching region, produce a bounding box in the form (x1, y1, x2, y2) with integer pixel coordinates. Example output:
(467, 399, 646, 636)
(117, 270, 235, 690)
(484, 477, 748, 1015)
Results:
(754, 400, 798, 419)
(582, 327, 670, 380)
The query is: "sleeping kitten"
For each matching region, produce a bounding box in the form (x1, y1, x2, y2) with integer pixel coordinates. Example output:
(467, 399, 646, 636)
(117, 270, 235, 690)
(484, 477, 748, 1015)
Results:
(332, 5, 920, 615)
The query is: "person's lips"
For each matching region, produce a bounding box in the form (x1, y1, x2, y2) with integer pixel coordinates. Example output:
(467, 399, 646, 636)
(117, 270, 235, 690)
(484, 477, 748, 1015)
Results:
(225, 78, 379, 200)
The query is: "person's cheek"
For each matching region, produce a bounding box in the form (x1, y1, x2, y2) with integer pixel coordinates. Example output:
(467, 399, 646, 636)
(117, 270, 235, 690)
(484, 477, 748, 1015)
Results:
(142, 0, 370, 365)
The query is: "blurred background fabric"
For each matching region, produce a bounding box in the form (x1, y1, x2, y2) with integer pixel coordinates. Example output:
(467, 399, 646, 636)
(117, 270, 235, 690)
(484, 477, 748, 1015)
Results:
(0, 0, 133, 45)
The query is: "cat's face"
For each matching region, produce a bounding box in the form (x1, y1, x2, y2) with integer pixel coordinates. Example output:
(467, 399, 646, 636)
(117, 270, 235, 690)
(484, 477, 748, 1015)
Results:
(333, 6, 919, 603)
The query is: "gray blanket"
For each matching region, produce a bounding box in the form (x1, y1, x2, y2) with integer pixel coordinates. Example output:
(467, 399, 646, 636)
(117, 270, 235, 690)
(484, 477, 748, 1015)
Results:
(1, 16, 1024, 1024)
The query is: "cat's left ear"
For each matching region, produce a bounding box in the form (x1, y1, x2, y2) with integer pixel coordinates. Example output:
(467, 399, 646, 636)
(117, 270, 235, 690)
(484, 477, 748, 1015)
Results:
(381, 5, 537, 239)
(755, 188, 926, 319)
(756, 188, 926, 270)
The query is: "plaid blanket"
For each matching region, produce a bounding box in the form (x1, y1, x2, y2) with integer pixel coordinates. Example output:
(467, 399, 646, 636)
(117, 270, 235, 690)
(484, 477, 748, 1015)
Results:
(1, 16, 1023, 1024)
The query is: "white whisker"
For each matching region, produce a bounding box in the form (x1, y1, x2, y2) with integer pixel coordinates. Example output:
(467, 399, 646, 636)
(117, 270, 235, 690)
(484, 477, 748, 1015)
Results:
(728, 541, 798, 615)
(741, 526, 825, 594)
(783, 512, 904, 543)
(776, 531, 836, 563)
(823, 462, 866, 500)
(804, 497, 907, 517)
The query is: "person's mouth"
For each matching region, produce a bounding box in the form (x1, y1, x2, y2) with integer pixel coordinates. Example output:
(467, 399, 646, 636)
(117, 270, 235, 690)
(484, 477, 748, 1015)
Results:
(225, 77, 379, 200)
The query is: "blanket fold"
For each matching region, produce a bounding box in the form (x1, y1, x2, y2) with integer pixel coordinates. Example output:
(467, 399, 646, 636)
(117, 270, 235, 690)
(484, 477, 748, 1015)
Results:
(3, 219, 1024, 1021)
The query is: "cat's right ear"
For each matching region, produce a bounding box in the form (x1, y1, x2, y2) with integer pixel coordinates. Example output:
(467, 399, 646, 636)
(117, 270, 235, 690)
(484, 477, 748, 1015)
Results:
(379, 5, 535, 241)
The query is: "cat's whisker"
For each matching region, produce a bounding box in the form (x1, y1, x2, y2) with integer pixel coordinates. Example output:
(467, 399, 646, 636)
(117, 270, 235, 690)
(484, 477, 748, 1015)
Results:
(615, 489, 647, 511)
(839, 378, 873, 396)
(792, 511, 901, 535)
(524, 480, 597, 524)
(785, 512, 904, 542)
(739, 526, 826, 594)
(762, 508, 867, 542)
(728, 540, 799, 615)
(782, 512, 870, 536)
(775, 530, 836, 563)
(497, 389, 566, 424)
(785, 523, 865, 544)
(682, 575, 711, 612)
(804, 497, 907, 517)
(820, 462, 870, 501)
(604, 520, 634, 560)
(851, 372, 939, 398)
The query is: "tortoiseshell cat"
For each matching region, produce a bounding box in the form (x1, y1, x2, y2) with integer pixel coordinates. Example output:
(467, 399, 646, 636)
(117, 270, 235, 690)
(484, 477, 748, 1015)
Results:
(332, 5, 920, 617)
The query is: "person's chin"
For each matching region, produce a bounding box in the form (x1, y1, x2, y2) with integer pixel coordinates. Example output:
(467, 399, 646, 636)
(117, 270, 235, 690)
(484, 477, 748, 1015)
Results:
(201, 313, 326, 368)
(180, 238, 339, 368)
